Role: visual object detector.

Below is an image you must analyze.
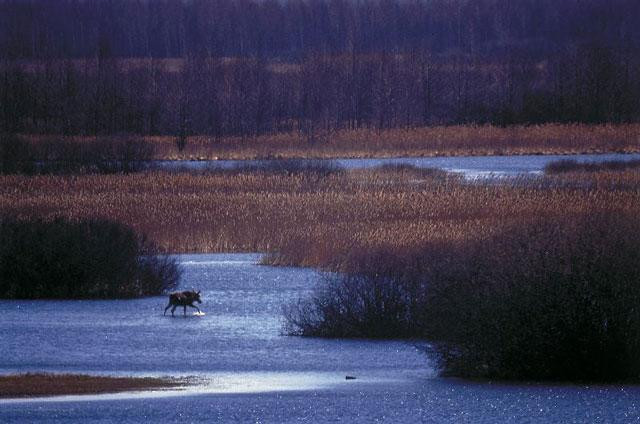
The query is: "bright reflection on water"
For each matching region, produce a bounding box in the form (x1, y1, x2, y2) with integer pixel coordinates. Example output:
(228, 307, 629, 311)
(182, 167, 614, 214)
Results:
(2, 254, 640, 423)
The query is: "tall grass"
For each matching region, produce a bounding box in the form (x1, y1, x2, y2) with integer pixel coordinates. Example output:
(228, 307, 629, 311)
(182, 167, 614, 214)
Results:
(1, 168, 638, 263)
(0, 217, 180, 299)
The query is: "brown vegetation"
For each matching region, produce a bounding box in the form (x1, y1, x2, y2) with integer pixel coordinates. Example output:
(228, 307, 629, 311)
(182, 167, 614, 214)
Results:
(0, 373, 186, 398)
(18, 123, 640, 161)
(1, 167, 638, 271)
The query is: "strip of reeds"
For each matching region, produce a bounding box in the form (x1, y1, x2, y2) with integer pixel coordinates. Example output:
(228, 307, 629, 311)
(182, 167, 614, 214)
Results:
(0, 373, 186, 398)
(2, 167, 638, 269)
(21, 123, 640, 161)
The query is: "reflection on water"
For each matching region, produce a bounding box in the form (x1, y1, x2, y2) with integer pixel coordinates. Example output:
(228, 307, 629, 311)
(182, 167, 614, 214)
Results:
(2, 254, 640, 422)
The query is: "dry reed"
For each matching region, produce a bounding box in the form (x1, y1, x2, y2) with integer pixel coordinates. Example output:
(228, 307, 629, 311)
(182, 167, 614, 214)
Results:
(0, 373, 185, 398)
(2, 167, 638, 270)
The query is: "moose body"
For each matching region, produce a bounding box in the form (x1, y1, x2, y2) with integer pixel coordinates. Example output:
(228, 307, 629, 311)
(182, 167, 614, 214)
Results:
(164, 290, 202, 316)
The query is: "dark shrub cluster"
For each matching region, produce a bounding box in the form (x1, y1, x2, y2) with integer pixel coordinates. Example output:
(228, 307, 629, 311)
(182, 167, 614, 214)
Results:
(286, 212, 640, 381)
(0, 134, 37, 174)
(424, 212, 640, 382)
(371, 164, 453, 181)
(0, 134, 154, 175)
(545, 158, 640, 174)
(284, 250, 428, 338)
(0, 217, 180, 299)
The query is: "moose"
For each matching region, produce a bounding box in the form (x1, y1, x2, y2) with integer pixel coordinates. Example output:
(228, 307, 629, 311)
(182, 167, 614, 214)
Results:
(164, 290, 202, 316)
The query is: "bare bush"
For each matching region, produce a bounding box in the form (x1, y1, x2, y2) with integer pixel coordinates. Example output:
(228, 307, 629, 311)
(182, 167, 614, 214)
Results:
(0, 217, 180, 299)
(545, 158, 640, 174)
(424, 212, 640, 381)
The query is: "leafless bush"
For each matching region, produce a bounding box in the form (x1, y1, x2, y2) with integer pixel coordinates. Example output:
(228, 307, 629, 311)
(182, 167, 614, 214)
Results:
(284, 249, 428, 338)
(424, 212, 640, 381)
(0, 216, 180, 299)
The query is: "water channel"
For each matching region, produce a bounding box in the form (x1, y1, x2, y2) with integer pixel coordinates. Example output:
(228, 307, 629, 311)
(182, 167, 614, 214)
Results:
(154, 152, 640, 179)
(2, 254, 639, 422)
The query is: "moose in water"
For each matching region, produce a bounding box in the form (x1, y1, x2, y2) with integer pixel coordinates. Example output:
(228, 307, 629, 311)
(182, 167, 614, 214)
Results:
(164, 290, 202, 316)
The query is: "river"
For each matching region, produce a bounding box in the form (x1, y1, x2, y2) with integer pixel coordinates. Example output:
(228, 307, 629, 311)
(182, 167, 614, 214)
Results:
(1, 254, 639, 422)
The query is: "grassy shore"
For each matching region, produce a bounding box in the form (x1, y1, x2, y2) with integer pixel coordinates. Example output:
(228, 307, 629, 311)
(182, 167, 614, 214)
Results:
(2, 167, 639, 270)
(0, 373, 186, 398)
(22, 123, 640, 161)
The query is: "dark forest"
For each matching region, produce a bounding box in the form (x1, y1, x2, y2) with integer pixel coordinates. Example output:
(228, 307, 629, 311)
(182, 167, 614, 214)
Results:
(1, 0, 639, 136)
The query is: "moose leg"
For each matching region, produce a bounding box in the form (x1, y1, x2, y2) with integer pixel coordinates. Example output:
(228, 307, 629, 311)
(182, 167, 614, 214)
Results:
(164, 302, 172, 316)
(183, 305, 187, 316)
(171, 305, 177, 316)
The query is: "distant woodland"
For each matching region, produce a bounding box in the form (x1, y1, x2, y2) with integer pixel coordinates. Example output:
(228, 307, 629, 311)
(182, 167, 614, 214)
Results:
(1, 0, 639, 136)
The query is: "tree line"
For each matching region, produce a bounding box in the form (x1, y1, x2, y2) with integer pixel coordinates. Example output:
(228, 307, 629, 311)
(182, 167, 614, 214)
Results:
(2, 46, 638, 136)
(0, 0, 638, 136)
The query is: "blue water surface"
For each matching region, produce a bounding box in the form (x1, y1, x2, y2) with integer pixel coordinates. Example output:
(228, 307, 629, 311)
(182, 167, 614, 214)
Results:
(154, 153, 640, 179)
(1, 254, 639, 423)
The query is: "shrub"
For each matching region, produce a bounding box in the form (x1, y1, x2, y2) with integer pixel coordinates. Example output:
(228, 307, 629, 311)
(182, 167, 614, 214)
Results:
(285, 211, 640, 382)
(0, 134, 37, 174)
(544, 158, 640, 174)
(0, 217, 180, 299)
(424, 212, 640, 381)
(284, 249, 428, 338)
(230, 159, 342, 176)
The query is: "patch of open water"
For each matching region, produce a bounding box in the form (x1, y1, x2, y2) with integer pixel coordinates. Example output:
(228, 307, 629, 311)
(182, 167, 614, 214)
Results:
(153, 153, 640, 179)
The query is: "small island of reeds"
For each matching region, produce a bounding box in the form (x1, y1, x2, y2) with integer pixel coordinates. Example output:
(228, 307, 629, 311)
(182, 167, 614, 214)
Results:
(0, 373, 186, 398)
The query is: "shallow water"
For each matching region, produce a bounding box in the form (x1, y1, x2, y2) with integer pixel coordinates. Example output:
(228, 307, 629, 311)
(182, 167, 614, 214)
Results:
(1, 254, 639, 423)
(154, 153, 640, 178)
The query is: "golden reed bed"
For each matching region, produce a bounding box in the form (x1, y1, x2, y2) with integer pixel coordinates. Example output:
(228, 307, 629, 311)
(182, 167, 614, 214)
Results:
(25, 123, 640, 160)
(2, 167, 639, 270)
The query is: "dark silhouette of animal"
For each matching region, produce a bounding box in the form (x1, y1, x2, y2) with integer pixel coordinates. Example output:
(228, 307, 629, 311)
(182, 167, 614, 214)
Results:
(164, 290, 202, 316)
